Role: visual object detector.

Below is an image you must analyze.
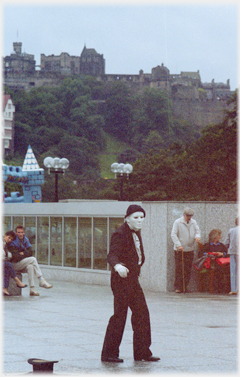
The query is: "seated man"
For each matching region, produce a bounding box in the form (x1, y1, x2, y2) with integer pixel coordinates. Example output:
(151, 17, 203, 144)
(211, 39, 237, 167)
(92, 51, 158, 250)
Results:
(3, 230, 28, 296)
(7, 225, 52, 296)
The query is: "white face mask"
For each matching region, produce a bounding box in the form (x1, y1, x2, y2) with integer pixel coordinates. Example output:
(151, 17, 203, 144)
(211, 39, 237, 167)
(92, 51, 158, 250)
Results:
(126, 212, 145, 231)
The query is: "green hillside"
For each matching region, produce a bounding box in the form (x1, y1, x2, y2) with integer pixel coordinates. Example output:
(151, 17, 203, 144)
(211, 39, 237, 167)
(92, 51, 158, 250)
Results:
(99, 133, 131, 179)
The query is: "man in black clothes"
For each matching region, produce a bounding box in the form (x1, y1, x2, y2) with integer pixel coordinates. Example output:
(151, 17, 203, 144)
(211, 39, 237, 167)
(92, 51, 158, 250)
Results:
(101, 204, 160, 363)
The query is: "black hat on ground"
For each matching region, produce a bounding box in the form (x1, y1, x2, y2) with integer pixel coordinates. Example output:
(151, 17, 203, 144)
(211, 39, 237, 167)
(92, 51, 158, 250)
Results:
(125, 205, 146, 218)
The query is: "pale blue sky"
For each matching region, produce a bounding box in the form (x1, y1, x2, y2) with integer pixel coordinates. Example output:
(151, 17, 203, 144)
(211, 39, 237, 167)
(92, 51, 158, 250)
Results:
(2, 1, 239, 90)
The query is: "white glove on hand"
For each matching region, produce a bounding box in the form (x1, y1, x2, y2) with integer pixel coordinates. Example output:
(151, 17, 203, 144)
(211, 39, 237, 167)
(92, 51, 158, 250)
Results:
(114, 264, 129, 278)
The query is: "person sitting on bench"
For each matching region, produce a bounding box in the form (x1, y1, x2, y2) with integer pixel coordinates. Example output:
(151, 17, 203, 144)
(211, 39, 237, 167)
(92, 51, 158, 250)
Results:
(7, 225, 53, 296)
(198, 229, 229, 293)
(3, 230, 27, 296)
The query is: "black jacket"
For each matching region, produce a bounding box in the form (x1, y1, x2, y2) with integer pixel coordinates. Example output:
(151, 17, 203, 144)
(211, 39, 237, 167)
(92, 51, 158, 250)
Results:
(7, 236, 33, 263)
(107, 221, 145, 278)
(198, 242, 227, 258)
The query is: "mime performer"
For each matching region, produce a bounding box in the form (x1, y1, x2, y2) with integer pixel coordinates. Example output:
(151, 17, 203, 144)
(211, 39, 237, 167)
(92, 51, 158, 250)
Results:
(101, 204, 160, 363)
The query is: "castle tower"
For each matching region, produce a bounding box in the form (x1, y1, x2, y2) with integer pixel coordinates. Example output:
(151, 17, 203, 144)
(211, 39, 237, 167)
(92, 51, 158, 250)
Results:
(13, 42, 22, 55)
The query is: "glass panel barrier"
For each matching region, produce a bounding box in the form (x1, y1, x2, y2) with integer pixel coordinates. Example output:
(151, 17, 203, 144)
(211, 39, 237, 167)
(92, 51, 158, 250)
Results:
(25, 217, 36, 256)
(64, 217, 77, 267)
(93, 218, 107, 270)
(78, 218, 92, 268)
(50, 217, 62, 266)
(3, 215, 122, 270)
(3, 216, 12, 234)
(37, 217, 49, 264)
(13, 216, 23, 230)
(109, 218, 124, 239)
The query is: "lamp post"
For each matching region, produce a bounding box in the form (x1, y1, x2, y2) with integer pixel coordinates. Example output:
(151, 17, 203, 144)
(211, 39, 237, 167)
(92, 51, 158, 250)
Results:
(43, 157, 69, 202)
(111, 162, 133, 201)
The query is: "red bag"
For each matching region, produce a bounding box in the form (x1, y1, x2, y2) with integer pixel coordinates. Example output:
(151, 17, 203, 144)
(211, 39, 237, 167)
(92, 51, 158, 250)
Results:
(203, 253, 218, 269)
(203, 257, 211, 269)
(215, 257, 230, 266)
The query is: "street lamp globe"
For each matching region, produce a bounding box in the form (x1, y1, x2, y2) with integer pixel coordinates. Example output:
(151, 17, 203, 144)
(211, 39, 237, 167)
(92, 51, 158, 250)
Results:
(53, 157, 61, 169)
(43, 156, 70, 202)
(111, 162, 133, 201)
(111, 163, 119, 174)
(43, 157, 54, 168)
(60, 158, 70, 170)
(123, 163, 133, 176)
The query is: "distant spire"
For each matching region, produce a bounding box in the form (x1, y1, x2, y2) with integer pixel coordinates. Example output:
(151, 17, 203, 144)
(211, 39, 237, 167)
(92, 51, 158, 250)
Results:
(22, 145, 41, 171)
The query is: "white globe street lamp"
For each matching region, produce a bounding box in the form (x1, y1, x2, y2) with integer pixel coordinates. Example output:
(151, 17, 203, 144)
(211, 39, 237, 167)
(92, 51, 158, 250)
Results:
(111, 162, 133, 201)
(43, 157, 70, 202)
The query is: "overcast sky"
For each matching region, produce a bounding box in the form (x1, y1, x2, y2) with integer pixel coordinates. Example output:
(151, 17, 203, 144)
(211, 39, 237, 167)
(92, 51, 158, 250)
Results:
(2, 0, 239, 90)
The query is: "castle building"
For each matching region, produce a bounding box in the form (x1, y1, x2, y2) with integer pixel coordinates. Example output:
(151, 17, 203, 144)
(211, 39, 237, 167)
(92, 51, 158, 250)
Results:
(79, 45, 105, 75)
(2, 94, 15, 156)
(40, 45, 105, 76)
(40, 52, 81, 75)
(4, 42, 35, 76)
(3, 41, 233, 113)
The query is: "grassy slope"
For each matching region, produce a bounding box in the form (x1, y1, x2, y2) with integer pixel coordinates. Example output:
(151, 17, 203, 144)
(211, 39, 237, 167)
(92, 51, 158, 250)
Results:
(99, 133, 130, 179)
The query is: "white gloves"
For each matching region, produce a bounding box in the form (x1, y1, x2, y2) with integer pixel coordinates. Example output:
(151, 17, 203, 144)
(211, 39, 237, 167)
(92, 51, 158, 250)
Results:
(114, 264, 129, 278)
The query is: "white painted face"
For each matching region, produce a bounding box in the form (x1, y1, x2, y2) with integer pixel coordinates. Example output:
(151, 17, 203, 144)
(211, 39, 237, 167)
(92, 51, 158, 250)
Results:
(126, 211, 145, 231)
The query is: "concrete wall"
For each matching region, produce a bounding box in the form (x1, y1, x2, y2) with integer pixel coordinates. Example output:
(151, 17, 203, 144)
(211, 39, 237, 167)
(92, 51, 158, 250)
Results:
(3, 200, 237, 292)
(140, 202, 237, 292)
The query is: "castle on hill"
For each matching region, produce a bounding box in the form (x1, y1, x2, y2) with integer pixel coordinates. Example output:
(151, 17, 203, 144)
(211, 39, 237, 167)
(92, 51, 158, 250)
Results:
(3, 41, 233, 102)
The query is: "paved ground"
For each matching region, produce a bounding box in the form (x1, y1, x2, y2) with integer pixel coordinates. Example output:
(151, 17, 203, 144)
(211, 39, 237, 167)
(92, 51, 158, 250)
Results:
(2, 277, 238, 375)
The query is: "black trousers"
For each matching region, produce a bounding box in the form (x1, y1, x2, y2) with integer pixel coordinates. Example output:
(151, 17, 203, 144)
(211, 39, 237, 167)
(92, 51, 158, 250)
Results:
(101, 273, 152, 360)
(174, 250, 194, 291)
(3, 260, 17, 288)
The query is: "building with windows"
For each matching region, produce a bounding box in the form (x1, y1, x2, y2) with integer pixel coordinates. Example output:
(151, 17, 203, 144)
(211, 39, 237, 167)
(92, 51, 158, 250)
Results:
(3, 200, 237, 292)
(2, 94, 15, 156)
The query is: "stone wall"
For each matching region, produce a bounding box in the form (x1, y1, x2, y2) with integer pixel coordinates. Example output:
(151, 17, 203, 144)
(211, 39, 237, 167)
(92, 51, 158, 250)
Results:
(172, 99, 228, 128)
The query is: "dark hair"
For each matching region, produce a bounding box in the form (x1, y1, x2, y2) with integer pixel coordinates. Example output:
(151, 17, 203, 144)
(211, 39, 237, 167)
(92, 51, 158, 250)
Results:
(15, 225, 25, 232)
(5, 230, 16, 240)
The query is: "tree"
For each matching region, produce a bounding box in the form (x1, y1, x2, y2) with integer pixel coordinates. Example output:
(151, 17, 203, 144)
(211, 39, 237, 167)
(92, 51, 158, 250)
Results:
(121, 91, 237, 201)
(131, 87, 173, 144)
(104, 82, 133, 141)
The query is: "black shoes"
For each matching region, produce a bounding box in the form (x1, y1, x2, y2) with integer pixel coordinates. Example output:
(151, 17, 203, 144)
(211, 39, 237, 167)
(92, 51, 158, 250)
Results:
(101, 355, 160, 362)
(101, 356, 124, 363)
(135, 356, 160, 362)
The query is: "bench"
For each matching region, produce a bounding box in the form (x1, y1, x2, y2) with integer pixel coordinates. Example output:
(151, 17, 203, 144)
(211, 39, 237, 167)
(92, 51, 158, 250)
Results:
(8, 273, 22, 296)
